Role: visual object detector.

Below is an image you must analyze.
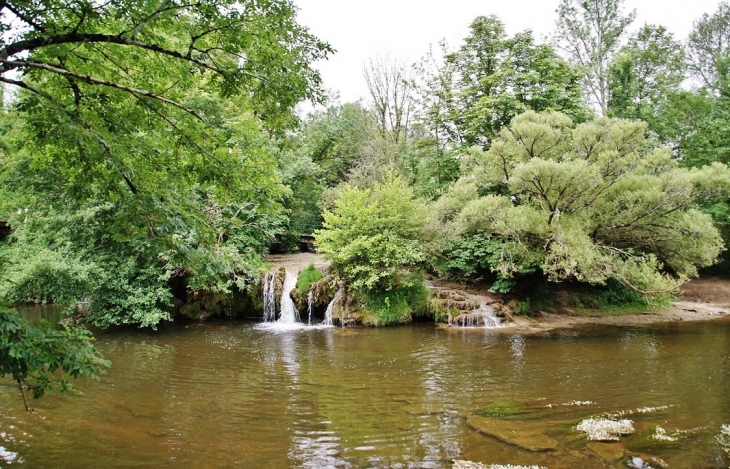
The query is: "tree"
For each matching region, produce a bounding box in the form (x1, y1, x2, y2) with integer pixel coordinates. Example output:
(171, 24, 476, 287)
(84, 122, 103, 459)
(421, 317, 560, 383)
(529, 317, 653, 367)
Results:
(0, 307, 109, 415)
(363, 54, 416, 144)
(430, 111, 730, 295)
(687, 1, 730, 92)
(607, 25, 687, 143)
(0, 0, 332, 327)
(555, 0, 636, 115)
(445, 16, 588, 149)
(315, 175, 426, 293)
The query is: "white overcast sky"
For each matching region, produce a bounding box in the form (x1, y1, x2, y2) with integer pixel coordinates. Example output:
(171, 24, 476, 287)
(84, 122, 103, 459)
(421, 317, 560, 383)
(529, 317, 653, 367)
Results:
(293, 0, 725, 106)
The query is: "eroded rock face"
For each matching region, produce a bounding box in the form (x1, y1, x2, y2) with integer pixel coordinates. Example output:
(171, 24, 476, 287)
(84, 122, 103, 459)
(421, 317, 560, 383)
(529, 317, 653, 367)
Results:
(291, 277, 334, 313)
(466, 416, 559, 452)
(428, 286, 514, 325)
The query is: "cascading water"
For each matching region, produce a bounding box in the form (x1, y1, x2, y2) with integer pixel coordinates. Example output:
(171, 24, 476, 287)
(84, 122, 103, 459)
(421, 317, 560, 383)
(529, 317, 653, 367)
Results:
(263, 272, 276, 322)
(481, 302, 502, 328)
(279, 270, 300, 324)
(451, 302, 502, 328)
(307, 288, 314, 326)
(259, 269, 335, 329)
(322, 288, 341, 326)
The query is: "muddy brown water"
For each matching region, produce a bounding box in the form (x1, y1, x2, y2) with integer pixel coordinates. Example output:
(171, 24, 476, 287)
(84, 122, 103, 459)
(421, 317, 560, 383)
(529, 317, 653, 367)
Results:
(1, 311, 730, 468)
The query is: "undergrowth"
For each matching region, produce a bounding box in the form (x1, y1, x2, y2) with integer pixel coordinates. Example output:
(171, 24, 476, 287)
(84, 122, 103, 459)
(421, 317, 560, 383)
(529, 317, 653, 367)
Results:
(363, 282, 430, 326)
(296, 264, 324, 295)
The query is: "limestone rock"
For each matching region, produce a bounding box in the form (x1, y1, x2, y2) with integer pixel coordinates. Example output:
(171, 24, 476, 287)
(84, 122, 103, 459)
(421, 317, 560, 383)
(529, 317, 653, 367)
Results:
(466, 416, 559, 452)
(587, 442, 624, 461)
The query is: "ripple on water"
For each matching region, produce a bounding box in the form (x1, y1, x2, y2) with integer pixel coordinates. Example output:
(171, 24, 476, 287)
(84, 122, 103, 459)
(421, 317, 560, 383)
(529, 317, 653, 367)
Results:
(1, 321, 729, 468)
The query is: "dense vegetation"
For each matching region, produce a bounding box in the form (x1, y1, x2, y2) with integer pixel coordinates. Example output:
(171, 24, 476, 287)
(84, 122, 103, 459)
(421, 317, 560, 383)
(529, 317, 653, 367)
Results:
(3, 0, 730, 401)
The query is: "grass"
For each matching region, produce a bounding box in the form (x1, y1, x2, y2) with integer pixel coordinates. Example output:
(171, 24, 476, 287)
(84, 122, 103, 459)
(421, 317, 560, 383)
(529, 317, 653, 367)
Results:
(296, 264, 324, 295)
(364, 282, 430, 326)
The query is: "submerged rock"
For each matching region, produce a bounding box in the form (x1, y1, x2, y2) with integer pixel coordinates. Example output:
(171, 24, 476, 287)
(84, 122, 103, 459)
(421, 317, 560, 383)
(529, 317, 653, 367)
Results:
(586, 442, 624, 461)
(466, 416, 559, 452)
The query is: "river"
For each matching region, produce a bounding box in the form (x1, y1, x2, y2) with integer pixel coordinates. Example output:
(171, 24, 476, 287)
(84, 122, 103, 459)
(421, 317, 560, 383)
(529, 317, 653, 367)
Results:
(1, 316, 729, 468)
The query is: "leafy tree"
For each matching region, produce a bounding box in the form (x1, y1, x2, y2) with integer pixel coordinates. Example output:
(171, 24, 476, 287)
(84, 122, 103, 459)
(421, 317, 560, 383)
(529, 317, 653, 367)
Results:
(687, 1, 730, 92)
(440, 16, 589, 149)
(315, 175, 426, 293)
(0, 307, 109, 414)
(607, 25, 686, 143)
(0, 0, 331, 327)
(555, 0, 636, 115)
(430, 111, 730, 295)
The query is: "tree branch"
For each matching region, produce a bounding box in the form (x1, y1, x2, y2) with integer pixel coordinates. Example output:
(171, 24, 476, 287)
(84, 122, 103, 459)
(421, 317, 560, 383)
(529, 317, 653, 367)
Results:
(1, 59, 204, 120)
(0, 32, 226, 75)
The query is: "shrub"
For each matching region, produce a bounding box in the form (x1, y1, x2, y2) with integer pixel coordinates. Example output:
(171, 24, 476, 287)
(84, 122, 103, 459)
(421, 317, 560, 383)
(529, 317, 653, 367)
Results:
(296, 264, 324, 294)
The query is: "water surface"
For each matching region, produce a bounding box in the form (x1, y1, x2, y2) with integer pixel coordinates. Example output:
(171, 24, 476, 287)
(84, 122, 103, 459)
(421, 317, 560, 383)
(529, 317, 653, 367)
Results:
(1, 318, 729, 468)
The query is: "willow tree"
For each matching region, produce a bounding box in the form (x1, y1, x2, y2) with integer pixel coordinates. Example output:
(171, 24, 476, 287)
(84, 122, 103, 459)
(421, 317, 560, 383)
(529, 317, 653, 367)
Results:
(430, 111, 730, 295)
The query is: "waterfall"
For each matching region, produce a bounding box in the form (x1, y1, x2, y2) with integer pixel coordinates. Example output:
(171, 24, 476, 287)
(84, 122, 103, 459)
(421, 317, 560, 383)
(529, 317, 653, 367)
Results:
(307, 288, 314, 326)
(279, 270, 300, 323)
(259, 269, 336, 329)
(322, 288, 341, 326)
(263, 272, 276, 322)
(451, 302, 502, 328)
(481, 302, 502, 328)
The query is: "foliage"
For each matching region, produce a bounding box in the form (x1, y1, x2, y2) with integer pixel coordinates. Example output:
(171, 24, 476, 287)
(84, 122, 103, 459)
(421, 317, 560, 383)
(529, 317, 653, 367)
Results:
(607, 25, 686, 143)
(315, 175, 426, 293)
(429, 111, 730, 297)
(296, 264, 324, 295)
(687, 1, 730, 91)
(429, 231, 502, 280)
(554, 0, 636, 115)
(0, 0, 331, 328)
(515, 299, 533, 317)
(0, 307, 109, 403)
(362, 280, 430, 326)
(588, 278, 651, 310)
(445, 16, 589, 148)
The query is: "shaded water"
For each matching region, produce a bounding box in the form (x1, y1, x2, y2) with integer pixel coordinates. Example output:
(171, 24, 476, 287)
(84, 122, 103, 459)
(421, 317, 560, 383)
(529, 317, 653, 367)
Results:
(1, 316, 730, 468)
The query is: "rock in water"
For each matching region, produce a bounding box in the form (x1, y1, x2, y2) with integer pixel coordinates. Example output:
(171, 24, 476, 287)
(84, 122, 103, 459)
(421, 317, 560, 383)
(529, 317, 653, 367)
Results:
(466, 416, 559, 452)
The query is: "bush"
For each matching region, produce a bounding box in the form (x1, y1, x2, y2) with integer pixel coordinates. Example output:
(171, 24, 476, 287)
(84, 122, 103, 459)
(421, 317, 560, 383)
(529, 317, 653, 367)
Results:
(315, 174, 426, 293)
(296, 264, 324, 294)
(362, 280, 430, 326)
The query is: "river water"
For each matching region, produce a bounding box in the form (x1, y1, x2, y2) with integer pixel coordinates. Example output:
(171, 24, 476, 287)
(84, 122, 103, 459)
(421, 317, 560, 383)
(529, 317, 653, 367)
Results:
(1, 317, 729, 468)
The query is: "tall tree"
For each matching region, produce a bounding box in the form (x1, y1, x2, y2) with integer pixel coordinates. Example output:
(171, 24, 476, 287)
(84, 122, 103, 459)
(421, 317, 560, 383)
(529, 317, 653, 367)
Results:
(554, 0, 636, 115)
(363, 54, 416, 144)
(607, 25, 686, 143)
(687, 1, 730, 92)
(446, 16, 588, 149)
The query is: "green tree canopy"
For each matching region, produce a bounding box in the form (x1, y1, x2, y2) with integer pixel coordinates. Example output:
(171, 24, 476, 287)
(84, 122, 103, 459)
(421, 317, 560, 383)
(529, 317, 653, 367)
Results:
(430, 111, 730, 295)
(445, 16, 589, 149)
(607, 24, 686, 143)
(0, 0, 332, 327)
(0, 307, 109, 413)
(315, 175, 426, 293)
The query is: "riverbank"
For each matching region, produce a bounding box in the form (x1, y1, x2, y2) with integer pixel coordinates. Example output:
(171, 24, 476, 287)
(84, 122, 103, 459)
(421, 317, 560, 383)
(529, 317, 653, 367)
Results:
(460, 276, 730, 334)
(266, 252, 730, 332)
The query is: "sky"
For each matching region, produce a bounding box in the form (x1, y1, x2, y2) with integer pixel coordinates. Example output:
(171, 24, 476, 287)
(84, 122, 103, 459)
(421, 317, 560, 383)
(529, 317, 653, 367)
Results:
(293, 0, 725, 107)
